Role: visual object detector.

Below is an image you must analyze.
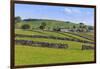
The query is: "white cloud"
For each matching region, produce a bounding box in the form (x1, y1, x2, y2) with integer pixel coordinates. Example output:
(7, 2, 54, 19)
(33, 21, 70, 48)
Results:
(64, 8, 72, 13)
(64, 8, 81, 13)
(73, 9, 81, 13)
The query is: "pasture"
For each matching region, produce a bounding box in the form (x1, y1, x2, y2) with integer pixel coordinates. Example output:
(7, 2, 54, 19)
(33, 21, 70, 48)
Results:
(15, 45, 94, 65)
(15, 29, 95, 65)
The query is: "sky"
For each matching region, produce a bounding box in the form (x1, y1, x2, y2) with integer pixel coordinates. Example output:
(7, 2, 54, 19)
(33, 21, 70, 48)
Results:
(15, 4, 94, 26)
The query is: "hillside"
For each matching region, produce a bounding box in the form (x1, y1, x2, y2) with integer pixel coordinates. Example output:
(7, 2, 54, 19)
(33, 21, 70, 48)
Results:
(15, 19, 87, 30)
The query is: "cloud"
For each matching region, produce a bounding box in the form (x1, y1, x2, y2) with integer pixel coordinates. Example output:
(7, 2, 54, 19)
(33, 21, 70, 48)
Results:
(64, 8, 72, 13)
(73, 9, 81, 13)
(64, 8, 81, 13)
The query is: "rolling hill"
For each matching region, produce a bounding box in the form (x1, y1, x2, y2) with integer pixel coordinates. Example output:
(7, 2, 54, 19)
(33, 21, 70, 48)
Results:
(15, 19, 90, 30)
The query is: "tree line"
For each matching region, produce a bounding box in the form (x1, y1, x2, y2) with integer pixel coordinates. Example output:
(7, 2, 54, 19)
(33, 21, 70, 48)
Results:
(15, 16, 94, 32)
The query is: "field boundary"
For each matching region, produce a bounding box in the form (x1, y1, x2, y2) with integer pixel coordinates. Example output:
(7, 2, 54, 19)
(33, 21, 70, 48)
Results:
(16, 34, 94, 44)
(15, 40, 68, 49)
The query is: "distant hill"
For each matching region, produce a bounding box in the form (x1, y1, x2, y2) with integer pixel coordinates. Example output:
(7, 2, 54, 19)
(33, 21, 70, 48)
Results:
(15, 19, 93, 31)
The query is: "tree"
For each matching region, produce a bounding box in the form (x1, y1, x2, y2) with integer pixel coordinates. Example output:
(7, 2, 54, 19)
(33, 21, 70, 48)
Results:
(39, 22, 46, 30)
(15, 16, 21, 23)
(39, 25, 44, 30)
(79, 23, 85, 32)
(88, 26, 94, 30)
(53, 27, 60, 31)
(21, 24, 30, 30)
(79, 23, 84, 28)
(72, 25, 76, 32)
(73, 25, 76, 29)
(83, 25, 88, 32)
(66, 21, 71, 23)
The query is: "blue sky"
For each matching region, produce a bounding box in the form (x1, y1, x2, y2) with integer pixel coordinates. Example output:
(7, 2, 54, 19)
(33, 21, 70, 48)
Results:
(15, 4, 94, 26)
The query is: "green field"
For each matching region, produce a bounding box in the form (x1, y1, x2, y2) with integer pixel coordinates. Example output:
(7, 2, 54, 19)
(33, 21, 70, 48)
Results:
(15, 29, 93, 42)
(15, 45, 94, 65)
(15, 19, 95, 66)
(15, 29, 94, 65)
(73, 32, 94, 40)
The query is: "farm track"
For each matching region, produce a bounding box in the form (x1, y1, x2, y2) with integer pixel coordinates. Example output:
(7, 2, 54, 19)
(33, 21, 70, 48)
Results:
(15, 34, 94, 44)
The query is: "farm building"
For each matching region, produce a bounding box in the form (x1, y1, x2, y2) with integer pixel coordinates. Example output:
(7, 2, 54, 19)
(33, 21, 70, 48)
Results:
(60, 28, 70, 32)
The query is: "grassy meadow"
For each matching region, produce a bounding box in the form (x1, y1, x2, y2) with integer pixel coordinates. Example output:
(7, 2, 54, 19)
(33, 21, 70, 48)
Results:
(15, 19, 95, 66)
(15, 45, 94, 65)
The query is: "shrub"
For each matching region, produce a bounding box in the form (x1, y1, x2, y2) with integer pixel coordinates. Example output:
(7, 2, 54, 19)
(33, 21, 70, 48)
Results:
(39, 22, 46, 30)
(21, 24, 30, 30)
(15, 16, 21, 23)
(81, 45, 94, 50)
